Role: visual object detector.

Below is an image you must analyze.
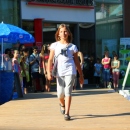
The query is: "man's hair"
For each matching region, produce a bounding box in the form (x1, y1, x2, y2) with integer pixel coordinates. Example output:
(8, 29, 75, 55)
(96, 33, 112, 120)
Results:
(22, 48, 29, 52)
(5, 48, 11, 54)
(32, 46, 38, 50)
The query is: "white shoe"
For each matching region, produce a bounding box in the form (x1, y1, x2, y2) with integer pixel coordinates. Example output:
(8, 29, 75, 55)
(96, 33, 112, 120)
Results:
(107, 85, 111, 89)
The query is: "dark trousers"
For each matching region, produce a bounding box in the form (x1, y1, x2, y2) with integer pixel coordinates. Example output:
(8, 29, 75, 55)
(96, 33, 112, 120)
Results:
(94, 76, 100, 85)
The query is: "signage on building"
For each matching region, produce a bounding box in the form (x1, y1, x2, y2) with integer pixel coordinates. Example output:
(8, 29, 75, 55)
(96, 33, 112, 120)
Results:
(27, 0, 94, 9)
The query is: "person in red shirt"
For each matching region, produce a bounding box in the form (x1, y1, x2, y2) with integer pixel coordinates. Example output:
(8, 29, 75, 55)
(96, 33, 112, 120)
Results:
(101, 51, 111, 88)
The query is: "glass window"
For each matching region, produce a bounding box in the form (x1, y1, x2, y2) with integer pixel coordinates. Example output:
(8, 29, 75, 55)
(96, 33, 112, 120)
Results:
(22, 20, 34, 34)
(96, 3, 123, 20)
(95, 0, 123, 59)
(0, 0, 21, 64)
(0, 0, 20, 26)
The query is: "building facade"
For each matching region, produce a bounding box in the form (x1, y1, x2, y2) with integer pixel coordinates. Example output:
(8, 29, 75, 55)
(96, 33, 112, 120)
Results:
(0, 0, 21, 51)
(0, 0, 21, 26)
(95, 0, 123, 59)
(21, 0, 95, 56)
(1, 0, 130, 59)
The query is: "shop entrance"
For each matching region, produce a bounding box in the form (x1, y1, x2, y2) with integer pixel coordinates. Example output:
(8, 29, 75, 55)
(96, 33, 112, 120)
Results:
(43, 23, 75, 45)
(79, 24, 95, 58)
(22, 21, 95, 57)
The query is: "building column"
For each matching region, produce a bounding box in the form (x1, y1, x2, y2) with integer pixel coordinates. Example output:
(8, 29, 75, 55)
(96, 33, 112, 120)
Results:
(74, 24, 80, 49)
(124, 0, 130, 37)
(34, 18, 43, 51)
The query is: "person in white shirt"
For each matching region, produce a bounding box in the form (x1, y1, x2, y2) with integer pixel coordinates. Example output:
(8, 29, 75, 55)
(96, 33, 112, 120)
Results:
(111, 54, 120, 92)
(47, 24, 84, 120)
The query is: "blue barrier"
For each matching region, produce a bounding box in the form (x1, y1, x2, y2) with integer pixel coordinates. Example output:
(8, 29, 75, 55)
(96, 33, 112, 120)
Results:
(0, 71, 23, 105)
(0, 71, 14, 104)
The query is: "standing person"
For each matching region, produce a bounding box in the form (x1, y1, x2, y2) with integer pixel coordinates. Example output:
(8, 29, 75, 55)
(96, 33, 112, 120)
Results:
(111, 54, 120, 92)
(77, 48, 84, 69)
(12, 50, 22, 89)
(22, 48, 30, 71)
(73, 48, 84, 90)
(18, 44, 26, 56)
(29, 46, 41, 93)
(20, 48, 30, 94)
(94, 58, 102, 88)
(20, 56, 29, 94)
(42, 44, 51, 92)
(101, 51, 111, 88)
(47, 24, 84, 120)
(88, 55, 95, 84)
(39, 45, 47, 92)
(12, 50, 21, 75)
(3, 48, 12, 71)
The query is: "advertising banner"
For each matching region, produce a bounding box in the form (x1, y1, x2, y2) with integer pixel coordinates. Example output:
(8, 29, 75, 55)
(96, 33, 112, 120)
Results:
(119, 38, 130, 86)
(102, 39, 117, 58)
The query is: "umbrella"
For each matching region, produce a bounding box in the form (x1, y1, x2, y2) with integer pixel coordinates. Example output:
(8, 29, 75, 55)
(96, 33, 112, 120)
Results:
(0, 21, 35, 69)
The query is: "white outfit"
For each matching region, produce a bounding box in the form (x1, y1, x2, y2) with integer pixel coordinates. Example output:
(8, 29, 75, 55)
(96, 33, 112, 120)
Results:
(50, 41, 77, 77)
(50, 41, 78, 97)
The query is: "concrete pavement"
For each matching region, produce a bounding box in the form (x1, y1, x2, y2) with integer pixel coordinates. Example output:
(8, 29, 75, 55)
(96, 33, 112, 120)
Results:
(0, 88, 130, 130)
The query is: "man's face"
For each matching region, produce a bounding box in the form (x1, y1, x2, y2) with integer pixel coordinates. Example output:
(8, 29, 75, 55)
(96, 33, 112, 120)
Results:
(33, 49, 38, 54)
(23, 51, 29, 57)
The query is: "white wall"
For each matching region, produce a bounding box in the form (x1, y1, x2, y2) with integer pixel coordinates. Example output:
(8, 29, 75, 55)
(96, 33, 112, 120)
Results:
(21, 1, 95, 23)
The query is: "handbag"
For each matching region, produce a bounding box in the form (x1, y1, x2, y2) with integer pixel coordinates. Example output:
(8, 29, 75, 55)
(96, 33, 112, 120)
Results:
(51, 54, 60, 77)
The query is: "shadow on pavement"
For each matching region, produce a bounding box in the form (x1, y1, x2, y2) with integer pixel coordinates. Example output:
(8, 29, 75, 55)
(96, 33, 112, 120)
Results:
(14, 92, 57, 101)
(71, 112, 130, 120)
(13, 84, 116, 101)
(16, 88, 113, 101)
(72, 88, 114, 97)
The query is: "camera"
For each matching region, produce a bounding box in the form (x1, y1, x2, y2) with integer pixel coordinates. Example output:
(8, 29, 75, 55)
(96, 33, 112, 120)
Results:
(61, 48, 68, 56)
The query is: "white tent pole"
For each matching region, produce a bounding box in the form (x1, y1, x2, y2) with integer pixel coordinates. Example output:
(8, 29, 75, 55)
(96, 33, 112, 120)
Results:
(122, 62, 130, 90)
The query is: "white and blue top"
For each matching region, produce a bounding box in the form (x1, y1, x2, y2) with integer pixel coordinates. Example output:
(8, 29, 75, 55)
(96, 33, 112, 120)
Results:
(50, 41, 78, 77)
